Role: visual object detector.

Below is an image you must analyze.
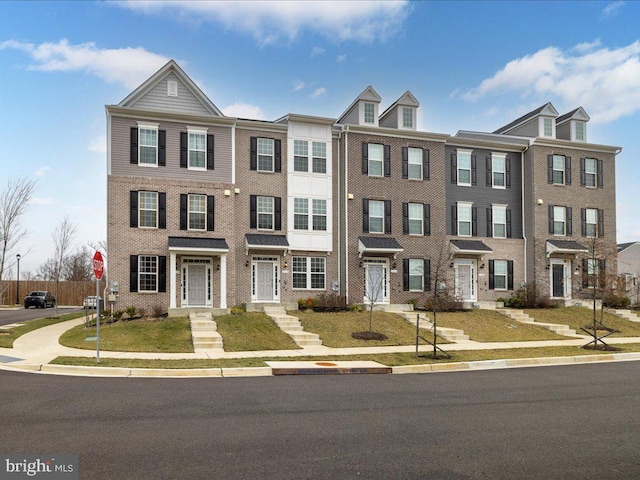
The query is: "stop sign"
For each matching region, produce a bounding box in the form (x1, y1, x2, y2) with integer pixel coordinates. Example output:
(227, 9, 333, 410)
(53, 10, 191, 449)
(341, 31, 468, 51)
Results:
(93, 251, 104, 280)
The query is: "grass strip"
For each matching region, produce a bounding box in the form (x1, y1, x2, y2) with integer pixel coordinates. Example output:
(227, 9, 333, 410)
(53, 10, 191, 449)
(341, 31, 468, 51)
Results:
(0, 312, 85, 348)
(215, 312, 298, 351)
(523, 306, 640, 337)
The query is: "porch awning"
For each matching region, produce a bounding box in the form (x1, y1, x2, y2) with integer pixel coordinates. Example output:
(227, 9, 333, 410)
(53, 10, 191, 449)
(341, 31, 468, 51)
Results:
(358, 236, 404, 257)
(450, 239, 493, 255)
(546, 239, 588, 256)
(168, 236, 229, 254)
(245, 234, 289, 254)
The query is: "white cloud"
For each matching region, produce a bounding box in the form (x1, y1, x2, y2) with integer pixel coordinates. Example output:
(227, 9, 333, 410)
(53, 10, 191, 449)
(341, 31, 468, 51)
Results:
(602, 1, 624, 18)
(456, 40, 640, 124)
(337, 54, 347, 63)
(222, 102, 266, 120)
(311, 46, 325, 57)
(310, 87, 327, 99)
(0, 39, 170, 89)
(573, 39, 602, 53)
(28, 197, 53, 206)
(35, 167, 51, 177)
(116, 1, 410, 46)
(89, 134, 106, 154)
(292, 80, 306, 92)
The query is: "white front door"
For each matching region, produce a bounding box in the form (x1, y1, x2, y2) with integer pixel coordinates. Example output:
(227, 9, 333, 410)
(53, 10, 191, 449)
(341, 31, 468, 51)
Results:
(182, 258, 212, 307)
(454, 259, 477, 302)
(364, 260, 389, 304)
(253, 257, 279, 302)
(188, 264, 206, 306)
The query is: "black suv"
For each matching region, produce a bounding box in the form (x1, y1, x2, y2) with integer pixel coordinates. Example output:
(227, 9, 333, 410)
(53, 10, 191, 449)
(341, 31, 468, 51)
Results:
(24, 291, 56, 309)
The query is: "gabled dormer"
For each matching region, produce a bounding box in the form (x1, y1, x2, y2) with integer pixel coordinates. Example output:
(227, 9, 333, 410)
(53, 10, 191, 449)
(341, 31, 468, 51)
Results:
(494, 102, 559, 139)
(117, 59, 224, 117)
(556, 107, 590, 142)
(379, 91, 419, 130)
(337, 86, 382, 127)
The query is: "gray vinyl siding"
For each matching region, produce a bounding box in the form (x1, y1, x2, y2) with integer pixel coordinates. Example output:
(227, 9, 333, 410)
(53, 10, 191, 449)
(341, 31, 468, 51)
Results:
(446, 146, 523, 239)
(379, 108, 396, 129)
(505, 118, 539, 138)
(110, 116, 233, 183)
(556, 122, 571, 141)
(129, 72, 213, 116)
(341, 105, 360, 125)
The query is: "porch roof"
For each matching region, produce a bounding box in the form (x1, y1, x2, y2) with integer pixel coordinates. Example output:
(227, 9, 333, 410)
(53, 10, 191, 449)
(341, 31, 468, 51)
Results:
(450, 240, 493, 255)
(245, 234, 289, 254)
(168, 236, 229, 253)
(546, 239, 588, 256)
(358, 236, 404, 257)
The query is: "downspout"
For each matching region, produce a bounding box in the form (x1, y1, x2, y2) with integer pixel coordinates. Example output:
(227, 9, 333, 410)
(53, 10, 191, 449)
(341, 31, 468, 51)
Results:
(521, 143, 530, 285)
(343, 125, 350, 302)
(336, 126, 342, 300)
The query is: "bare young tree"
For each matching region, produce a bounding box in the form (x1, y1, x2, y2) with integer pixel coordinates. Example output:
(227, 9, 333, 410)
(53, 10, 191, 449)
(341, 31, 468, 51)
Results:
(51, 216, 77, 316)
(64, 245, 94, 281)
(427, 237, 452, 359)
(0, 178, 36, 302)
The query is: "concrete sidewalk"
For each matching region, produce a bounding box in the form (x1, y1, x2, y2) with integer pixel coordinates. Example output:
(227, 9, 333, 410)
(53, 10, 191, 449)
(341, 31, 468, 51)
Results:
(1, 317, 640, 377)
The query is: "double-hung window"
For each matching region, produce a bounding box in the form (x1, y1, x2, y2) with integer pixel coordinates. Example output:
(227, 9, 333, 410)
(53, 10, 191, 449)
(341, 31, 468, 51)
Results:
(552, 155, 565, 185)
(188, 194, 206, 231)
(294, 198, 308, 230)
(312, 142, 327, 174)
(139, 191, 158, 228)
(553, 206, 566, 235)
(258, 138, 274, 172)
(312, 199, 327, 231)
(458, 203, 472, 236)
(257, 196, 274, 230)
(294, 140, 308, 172)
(492, 260, 507, 289)
(139, 127, 158, 166)
(492, 205, 507, 239)
(408, 259, 423, 291)
(408, 203, 423, 235)
(368, 144, 383, 177)
(292, 256, 325, 289)
(585, 208, 598, 237)
(584, 158, 596, 187)
(188, 131, 206, 170)
(575, 121, 585, 141)
(369, 200, 384, 233)
(457, 151, 471, 185)
(408, 147, 423, 180)
(402, 107, 413, 129)
(364, 103, 375, 124)
(492, 154, 506, 188)
(543, 118, 553, 137)
(139, 255, 158, 292)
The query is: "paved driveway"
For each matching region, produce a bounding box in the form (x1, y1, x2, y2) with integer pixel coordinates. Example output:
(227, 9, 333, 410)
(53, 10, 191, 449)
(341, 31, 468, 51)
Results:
(0, 307, 83, 326)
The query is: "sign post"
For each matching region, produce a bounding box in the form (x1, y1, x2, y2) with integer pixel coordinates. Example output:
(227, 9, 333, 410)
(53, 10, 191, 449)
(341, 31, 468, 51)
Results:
(92, 251, 104, 363)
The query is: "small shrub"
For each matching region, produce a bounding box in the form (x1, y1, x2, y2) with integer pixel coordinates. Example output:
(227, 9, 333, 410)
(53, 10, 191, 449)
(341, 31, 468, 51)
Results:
(407, 298, 419, 309)
(124, 306, 137, 319)
(138, 308, 146, 318)
(313, 293, 347, 312)
(348, 304, 363, 313)
(297, 297, 317, 310)
(151, 305, 164, 318)
(505, 284, 555, 309)
(603, 293, 631, 309)
(230, 306, 245, 315)
(112, 310, 124, 321)
(424, 291, 466, 312)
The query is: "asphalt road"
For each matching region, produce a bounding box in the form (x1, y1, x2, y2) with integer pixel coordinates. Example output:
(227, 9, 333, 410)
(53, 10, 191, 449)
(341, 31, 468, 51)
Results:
(1, 362, 639, 479)
(0, 306, 83, 326)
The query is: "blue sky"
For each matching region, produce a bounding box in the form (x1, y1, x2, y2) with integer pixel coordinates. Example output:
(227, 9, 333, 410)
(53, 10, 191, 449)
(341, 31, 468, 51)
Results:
(1, 0, 639, 275)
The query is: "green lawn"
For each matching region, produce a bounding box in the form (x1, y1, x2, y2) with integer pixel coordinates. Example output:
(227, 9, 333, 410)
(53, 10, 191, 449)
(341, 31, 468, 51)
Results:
(423, 309, 568, 342)
(523, 306, 640, 337)
(59, 317, 194, 353)
(294, 310, 449, 348)
(0, 312, 85, 348)
(215, 312, 298, 351)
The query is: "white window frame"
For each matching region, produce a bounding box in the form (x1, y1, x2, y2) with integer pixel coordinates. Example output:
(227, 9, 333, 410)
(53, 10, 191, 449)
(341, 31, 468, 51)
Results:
(574, 121, 585, 141)
(137, 122, 159, 167)
(553, 206, 566, 236)
(312, 141, 327, 174)
(492, 153, 506, 189)
(585, 158, 597, 188)
(402, 107, 414, 129)
(493, 260, 508, 290)
(363, 102, 376, 124)
(408, 147, 423, 180)
(552, 155, 565, 185)
(542, 117, 554, 137)
(292, 256, 326, 290)
(492, 205, 507, 239)
(312, 199, 327, 231)
(368, 143, 383, 177)
(188, 194, 206, 231)
(257, 196, 274, 231)
(138, 191, 158, 229)
(187, 127, 207, 171)
(408, 203, 423, 235)
(293, 198, 308, 230)
(369, 200, 384, 234)
(408, 258, 424, 292)
(458, 202, 472, 237)
(457, 150, 472, 186)
(257, 138, 275, 172)
(139, 255, 158, 293)
(586, 208, 598, 238)
(294, 139, 308, 172)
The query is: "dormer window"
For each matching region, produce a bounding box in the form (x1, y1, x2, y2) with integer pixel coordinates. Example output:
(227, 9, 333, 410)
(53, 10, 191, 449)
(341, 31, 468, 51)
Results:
(574, 121, 586, 142)
(543, 117, 554, 137)
(364, 103, 375, 124)
(402, 107, 414, 129)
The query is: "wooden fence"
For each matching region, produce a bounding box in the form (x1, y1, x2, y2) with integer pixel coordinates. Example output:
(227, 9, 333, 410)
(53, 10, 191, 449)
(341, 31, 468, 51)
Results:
(0, 280, 105, 306)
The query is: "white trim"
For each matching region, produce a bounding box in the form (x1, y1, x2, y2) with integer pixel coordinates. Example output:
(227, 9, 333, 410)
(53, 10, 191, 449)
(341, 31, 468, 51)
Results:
(454, 259, 477, 302)
(251, 257, 280, 303)
(457, 201, 473, 237)
(491, 152, 507, 189)
(549, 258, 571, 299)
(456, 149, 473, 186)
(363, 258, 390, 304)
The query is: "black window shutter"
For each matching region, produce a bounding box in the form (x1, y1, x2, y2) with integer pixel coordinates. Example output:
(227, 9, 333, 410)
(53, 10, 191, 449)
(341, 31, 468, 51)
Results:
(180, 132, 188, 168)
(424, 203, 431, 236)
(384, 200, 392, 234)
(472, 207, 477, 236)
(130, 255, 138, 293)
(548, 205, 554, 234)
(363, 199, 369, 233)
(250, 137, 257, 171)
(384, 145, 391, 177)
(507, 260, 514, 290)
(207, 196, 215, 231)
(597, 159, 603, 188)
(566, 207, 573, 235)
(471, 155, 477, 185)
(423, 149, 430, 180)
(599, 259, 606, 288)
(581, 208, 586, 237)
(274, 139, 282, 172)
(565, 157, 572, 185)
(547, 155, 554, 183)
(130, 128, 138, 164)
(580, 158, 586, 186)
(158, 130, 166, 166)
(130, 191, 138, 228)
(506, 209, 512, 238)
(506, 157, 511, 187)
(402, 203, 409, 234)
(158, 192, 166, 229)
(486, 156, 492, 187)
(207, 134, 215, 170)
(582, 258, 589, 288)
(598, 209, 604, 238)
(274, 197, 282, 230)
(488, 260, 495, 290)
(362, 142, 369, 174)
(403, 258, 409, 291)
(249, 195, 257, 229)
(402, 147, 408, 179)
(180, 194, 187, 230)
(451, 204, 458, 235)
(486, 207, 493, 238)
(451, 153, 457, 183)
(424, 259, 431, 291)
(158, 256, 167, 293)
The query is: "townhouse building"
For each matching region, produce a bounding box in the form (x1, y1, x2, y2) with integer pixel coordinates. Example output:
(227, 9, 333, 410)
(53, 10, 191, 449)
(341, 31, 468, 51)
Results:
(106, 61, 620, 315)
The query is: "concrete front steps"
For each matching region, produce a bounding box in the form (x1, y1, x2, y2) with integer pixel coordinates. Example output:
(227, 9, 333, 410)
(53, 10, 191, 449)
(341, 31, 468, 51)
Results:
(262, 306, 323, 347)
(496, 309, 578, 337)
(189, 312, 223, 353)
(396, 311, 470, 342)
(606, 308, 640, 323)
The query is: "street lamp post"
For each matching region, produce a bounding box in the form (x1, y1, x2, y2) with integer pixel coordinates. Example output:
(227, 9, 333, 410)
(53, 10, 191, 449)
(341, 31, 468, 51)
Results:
(15, 254, 21, 305)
